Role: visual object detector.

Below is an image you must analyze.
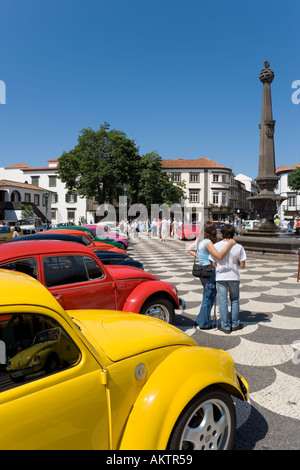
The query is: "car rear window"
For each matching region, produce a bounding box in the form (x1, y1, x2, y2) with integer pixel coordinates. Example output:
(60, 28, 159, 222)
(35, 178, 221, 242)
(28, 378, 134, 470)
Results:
(0, 258, 38, 279)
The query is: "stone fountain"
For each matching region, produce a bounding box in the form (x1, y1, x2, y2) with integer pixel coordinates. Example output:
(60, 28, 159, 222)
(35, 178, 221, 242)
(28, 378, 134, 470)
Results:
(238, 62, 299, 257)
(247, 61, 286, 232)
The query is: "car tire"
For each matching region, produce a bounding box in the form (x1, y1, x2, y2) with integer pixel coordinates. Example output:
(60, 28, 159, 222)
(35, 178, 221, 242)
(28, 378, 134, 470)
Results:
(140, 297, 175, 324)
(167, 386, 236, 450)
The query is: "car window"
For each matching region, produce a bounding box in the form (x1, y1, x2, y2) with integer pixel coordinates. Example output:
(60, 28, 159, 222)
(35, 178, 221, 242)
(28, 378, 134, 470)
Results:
(43, 255, 89, 287)
(79, 236, 91, 246)
(0, 313, 81, 391)
(0, 227, 10, 234)
(83, 229, 96, 240)
(83, 256, 104, 280)
(0, 258, 38, 280)
(43, 255, 104, 287)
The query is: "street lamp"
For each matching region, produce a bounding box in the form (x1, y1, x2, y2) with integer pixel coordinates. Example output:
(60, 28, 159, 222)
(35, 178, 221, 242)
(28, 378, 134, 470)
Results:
(43, 191, 49, 228)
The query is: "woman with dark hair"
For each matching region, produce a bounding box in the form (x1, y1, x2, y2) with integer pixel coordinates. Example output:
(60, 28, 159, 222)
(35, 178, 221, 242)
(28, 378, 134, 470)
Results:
(187, 220, 235, 330)
(209, 224, 246, 333)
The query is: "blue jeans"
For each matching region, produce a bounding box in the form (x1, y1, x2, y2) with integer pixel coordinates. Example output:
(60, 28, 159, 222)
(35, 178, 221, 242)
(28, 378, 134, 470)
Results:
(196, 268, 216, 328)
(217, 281, 240, 331)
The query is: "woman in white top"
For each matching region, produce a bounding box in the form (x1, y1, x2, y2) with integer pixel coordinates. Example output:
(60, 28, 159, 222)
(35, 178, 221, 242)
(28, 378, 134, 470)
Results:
(209, 224, 246, 333)
(187, 220, 235, 329)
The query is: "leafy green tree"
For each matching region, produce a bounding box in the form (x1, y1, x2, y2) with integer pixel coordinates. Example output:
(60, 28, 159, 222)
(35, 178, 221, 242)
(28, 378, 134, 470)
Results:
(21, 204, 34, 218)
(138, 152, 185, 209)
(288, 167, 300, 191)
(57, 124, 185, 210)
(57, 123, 141, 205)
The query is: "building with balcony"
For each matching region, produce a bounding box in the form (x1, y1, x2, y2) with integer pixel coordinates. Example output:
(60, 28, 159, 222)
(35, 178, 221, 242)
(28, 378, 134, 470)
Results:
(0, 160, 96, 225)
(0, 178, 50, 223)
(162, 157, 252, 222)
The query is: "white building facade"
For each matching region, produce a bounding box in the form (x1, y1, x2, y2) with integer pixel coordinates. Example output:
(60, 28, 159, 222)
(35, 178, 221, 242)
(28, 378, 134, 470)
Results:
(0, 160, 96, 225)
(275, 164, 300, 220)
(0, 156, 258, 225)
(162, 157, 253, 222)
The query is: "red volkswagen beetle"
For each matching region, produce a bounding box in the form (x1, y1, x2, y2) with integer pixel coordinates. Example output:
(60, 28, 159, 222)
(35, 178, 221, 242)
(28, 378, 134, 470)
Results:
(0, 240, 183, 324)
(177, 222, 201, 240)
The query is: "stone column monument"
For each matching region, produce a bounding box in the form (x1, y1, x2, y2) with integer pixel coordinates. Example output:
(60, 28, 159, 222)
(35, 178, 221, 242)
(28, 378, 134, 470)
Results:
(248, 61, 285, 232)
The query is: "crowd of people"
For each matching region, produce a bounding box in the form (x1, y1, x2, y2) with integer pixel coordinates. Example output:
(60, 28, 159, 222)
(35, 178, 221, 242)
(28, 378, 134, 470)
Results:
(274, 215, 300, 234)
(120, 218, 181, 240)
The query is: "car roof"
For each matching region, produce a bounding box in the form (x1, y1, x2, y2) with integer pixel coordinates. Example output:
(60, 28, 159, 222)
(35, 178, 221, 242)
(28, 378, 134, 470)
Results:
(46, 229, 91, 238)
(0, 239, 94, 259)
(4, 233, 86, 245)
(0, 269, 65, 311)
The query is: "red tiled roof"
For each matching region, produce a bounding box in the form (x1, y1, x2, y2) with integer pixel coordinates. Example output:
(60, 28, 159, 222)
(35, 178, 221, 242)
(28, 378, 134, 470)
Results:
(22, 167, 57, 171)
(276, 163, 300, 173)
(4, 163, 33, 169)
(0, 179, 50, 192)
(162, 157, 228, 169)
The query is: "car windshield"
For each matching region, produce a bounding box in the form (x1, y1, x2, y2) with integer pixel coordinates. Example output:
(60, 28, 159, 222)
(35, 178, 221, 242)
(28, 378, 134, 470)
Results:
(33, 328, 60, 345)
(82, 229, 96, 240)
(19, 219, 34, 226)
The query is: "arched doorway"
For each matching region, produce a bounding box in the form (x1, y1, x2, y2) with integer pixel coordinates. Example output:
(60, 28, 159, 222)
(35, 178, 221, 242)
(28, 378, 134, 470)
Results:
(11, 190, 21, 202)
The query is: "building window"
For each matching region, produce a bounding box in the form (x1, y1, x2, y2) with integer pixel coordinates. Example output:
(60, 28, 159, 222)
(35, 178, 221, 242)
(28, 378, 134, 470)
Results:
(34, 194, 40, 206)
(190, 173, 199, 183)
(213, 192, 219, 204)
(31, 176, 39, 186)
(66, 193, 77, 203)
(51, 208, 57, 220)
(67, 209, 76, 221)
(171, 173, 181, 182)
(49, 176, 57, 187)
(222, 193, 227, 205)
(51, 192, 58, 203)
(222, 175, 227, 183)
(189, 191, 199, 203)
(288, 196, 296, 207)
(24, 193, 31, 202)
(213, 174, 219, 182)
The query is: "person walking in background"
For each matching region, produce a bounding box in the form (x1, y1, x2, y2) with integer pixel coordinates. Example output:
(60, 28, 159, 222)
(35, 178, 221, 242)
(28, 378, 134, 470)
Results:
(157, 219, 162, 239)
(161, 217, 169, 241)
(10, 226, 19, 238)
(173, 218, 178, 238)
(187, 220, 235, 330)
(151, 218, 157, 237)
(209, 224, 246, 334)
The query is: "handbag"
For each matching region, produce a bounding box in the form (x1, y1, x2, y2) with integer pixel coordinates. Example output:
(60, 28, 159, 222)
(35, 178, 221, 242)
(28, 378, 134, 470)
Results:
(192, 260, 212, 278)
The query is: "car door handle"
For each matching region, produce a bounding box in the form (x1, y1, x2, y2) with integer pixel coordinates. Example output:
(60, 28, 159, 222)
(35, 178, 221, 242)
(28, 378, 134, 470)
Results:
(53, 293, 65, 308)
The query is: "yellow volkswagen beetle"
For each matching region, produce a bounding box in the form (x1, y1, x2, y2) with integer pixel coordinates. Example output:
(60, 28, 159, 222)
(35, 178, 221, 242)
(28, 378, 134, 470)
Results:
(0, 269, 248, 450)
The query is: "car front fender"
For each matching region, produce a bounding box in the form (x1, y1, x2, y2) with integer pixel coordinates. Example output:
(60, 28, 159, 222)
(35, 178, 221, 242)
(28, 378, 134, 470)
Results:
(119, 346, 248, 450)
(121, 280, 180, 313)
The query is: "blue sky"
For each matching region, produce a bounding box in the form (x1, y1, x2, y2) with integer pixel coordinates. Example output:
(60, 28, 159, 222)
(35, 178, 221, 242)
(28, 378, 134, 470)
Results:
(0, 0, 299, 178)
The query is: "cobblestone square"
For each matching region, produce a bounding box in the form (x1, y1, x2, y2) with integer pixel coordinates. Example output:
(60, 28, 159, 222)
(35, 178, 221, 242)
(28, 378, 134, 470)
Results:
(128, 234, 300, 450)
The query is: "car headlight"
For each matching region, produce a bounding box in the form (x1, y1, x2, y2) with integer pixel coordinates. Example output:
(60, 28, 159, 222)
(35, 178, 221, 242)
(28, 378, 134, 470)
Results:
(34, 355, 40, 363)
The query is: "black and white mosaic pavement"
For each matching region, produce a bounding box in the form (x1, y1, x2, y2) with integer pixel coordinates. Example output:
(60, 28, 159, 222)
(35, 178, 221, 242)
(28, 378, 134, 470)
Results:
(127, 234, 300, 450)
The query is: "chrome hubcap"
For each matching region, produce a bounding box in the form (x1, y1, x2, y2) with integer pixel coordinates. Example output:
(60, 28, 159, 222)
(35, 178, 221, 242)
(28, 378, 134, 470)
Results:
(180, 399, 232, 450)
(144, 304, 169, 322)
